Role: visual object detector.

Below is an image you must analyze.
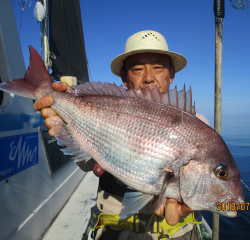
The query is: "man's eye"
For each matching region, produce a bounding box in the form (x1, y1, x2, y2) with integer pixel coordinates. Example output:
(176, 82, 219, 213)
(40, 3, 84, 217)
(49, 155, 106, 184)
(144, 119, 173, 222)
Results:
(155, 66, 163, 69)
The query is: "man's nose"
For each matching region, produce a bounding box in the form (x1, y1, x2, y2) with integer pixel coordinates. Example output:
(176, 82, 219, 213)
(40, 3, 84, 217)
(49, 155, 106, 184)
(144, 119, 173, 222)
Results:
(144, 67, 154, 84)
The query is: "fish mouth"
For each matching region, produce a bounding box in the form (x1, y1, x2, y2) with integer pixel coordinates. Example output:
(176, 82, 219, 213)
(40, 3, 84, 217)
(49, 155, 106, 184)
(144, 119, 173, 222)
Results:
(222, 211, 237, 217)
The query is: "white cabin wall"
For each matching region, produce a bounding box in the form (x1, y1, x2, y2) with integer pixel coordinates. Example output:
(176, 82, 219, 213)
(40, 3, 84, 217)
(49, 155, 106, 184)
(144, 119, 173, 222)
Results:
(0, 1, 86, 239)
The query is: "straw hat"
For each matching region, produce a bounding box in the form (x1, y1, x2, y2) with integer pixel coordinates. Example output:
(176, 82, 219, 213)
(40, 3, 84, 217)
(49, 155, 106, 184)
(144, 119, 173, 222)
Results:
(111, 30, 187, 76)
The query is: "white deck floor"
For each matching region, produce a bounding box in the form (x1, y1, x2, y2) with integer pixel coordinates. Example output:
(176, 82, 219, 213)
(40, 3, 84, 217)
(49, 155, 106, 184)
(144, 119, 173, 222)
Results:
(41, 172, 212, 240)
(42, 172, 99, 240)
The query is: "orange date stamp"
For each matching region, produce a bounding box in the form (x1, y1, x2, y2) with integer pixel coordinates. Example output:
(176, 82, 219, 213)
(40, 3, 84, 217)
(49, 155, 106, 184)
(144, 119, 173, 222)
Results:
(217, 202, 249, 211)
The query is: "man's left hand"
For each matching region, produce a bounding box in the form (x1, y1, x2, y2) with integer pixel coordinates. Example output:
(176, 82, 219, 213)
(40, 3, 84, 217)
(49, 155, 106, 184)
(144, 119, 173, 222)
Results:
(152, 197, 193, 226)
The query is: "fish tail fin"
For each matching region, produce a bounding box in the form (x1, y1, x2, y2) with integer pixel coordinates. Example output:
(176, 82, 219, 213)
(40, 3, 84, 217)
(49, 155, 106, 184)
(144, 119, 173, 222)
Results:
(0, 46, 53, 100)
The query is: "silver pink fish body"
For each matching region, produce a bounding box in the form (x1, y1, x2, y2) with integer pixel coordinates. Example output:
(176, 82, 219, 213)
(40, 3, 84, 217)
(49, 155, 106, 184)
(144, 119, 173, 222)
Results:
(50, 91, 195, 196)
(49, 89, 244, 215)
(0, 46, 244, 217)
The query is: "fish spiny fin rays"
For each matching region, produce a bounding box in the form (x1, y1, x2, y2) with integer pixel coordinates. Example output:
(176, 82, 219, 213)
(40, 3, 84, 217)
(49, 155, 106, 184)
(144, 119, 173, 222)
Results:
(119, 192, 154, 220)
(74, 82, 195, 115)
(0, 46, 53, 100)
(49, 115, 91, 162)
(74, 82, 129, 98)
(74, 81, 137, 99)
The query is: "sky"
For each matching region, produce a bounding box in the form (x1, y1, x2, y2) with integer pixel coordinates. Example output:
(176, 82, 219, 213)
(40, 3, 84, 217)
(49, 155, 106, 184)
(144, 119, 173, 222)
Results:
(11, 0, 250, 129)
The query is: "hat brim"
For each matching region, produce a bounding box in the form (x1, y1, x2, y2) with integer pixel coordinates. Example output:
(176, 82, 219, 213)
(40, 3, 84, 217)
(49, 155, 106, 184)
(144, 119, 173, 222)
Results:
(111, 49, 187, 77)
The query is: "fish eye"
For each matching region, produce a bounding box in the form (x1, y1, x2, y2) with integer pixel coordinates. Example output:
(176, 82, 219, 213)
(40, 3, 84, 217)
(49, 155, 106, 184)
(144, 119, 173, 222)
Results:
(215, 164, 228, 179)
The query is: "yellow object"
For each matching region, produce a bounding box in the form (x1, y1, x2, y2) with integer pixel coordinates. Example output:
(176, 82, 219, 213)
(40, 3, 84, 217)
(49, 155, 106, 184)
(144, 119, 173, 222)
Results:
(60, 76, 77, 87)
(92, 212, 202, 238)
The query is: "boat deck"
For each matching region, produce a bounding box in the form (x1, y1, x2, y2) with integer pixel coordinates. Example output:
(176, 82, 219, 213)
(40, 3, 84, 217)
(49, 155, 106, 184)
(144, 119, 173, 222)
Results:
(41, 171, 212, 240)
(41, 172, 99, 240)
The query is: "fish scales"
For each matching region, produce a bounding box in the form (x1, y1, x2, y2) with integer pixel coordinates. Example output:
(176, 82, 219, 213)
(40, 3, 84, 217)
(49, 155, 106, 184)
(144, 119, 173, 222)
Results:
(0, 46, 244, 218)
(48, 90, 204, 195)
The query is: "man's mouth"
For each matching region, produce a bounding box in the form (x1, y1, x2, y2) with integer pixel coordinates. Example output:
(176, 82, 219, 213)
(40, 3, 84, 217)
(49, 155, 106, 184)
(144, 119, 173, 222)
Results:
(140, 83, 157, 90)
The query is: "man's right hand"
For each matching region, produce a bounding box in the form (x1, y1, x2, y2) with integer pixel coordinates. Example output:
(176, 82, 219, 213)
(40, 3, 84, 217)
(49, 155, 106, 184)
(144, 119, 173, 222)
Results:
(33, 81, 105, 177)
(34, 82, 71, 137)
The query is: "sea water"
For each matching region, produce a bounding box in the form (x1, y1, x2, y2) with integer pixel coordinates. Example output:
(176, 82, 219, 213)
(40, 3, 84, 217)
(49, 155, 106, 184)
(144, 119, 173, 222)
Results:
(202, 115, 250, 239)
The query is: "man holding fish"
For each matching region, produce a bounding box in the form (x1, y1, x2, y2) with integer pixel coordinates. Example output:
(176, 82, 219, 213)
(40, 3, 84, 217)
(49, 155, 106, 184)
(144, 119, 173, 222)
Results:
(34, 30, 205, 239)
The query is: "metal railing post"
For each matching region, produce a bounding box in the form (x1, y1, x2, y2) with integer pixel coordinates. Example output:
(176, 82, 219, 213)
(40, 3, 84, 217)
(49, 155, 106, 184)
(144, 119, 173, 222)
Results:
(213, 1, 225, 239)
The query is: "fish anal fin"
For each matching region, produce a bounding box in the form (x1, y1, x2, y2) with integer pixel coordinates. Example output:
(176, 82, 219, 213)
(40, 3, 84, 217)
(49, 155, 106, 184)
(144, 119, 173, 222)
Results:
(49, 115, 91, 162)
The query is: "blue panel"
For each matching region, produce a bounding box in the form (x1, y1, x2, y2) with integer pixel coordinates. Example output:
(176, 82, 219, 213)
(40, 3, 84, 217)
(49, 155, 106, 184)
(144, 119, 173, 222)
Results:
(0, 113, 45, 132)
(0, 132, 38, 181)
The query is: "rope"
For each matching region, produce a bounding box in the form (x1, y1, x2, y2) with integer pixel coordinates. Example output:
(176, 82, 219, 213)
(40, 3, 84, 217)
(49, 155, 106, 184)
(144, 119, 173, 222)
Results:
(241, 179, 250, 192)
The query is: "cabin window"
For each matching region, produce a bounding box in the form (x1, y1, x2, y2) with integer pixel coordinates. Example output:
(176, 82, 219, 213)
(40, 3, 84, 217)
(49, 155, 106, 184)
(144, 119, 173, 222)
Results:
(39, 126, 72, 177)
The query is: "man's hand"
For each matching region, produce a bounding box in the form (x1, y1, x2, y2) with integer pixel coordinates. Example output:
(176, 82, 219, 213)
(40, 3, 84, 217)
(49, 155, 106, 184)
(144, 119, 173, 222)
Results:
(33, 81, 105, 177)
(152, 197, 193, 226)
(34, 82, 71, 137)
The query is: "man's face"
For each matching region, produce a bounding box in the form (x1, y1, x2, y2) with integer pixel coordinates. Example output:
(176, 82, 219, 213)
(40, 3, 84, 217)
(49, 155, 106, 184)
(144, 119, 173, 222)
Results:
(120, 53, 175, 93)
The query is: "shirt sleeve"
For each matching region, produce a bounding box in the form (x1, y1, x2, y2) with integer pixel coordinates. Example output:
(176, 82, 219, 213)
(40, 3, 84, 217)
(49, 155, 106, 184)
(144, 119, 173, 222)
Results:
(195, 112, 210, 126)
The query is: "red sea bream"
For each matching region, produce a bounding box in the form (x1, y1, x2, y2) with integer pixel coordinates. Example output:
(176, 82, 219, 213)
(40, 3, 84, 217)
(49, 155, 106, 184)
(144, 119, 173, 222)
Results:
(0, 46, 244, 219)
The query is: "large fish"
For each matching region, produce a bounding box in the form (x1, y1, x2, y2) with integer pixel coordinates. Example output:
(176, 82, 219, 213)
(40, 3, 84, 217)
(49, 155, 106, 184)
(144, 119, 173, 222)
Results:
(0, 46, 244, 219)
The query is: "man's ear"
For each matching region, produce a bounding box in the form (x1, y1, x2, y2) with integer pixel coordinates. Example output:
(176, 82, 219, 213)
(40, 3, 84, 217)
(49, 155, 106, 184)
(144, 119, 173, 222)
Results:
(170, 65, 175, 84)
(120, 70, 128, 87)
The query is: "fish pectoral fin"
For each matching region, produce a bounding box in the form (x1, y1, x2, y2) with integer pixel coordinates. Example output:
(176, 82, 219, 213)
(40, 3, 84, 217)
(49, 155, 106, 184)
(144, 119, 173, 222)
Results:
(49, 115, 91, 162)
(119, 192, 154, 220)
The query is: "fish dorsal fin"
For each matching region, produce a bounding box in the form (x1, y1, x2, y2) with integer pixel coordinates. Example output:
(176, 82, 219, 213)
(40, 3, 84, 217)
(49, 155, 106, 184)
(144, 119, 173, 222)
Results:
(49, 115, 91, 162)
(74, 82, 129, 98)
(74, 82, 195, 115)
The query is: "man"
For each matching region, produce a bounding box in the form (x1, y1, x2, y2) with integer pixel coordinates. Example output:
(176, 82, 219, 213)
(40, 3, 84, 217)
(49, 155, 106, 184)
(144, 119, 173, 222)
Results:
(34, 30, 204, 239)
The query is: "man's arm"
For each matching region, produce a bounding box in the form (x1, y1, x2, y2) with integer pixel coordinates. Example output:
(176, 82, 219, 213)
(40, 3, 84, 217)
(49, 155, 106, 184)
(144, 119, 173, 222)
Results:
(33, 82, 193, 225)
